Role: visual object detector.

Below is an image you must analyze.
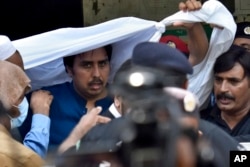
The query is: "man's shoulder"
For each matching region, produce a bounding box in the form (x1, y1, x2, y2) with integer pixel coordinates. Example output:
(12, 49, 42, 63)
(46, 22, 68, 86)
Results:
(199, 119, 239, 148)
(200, 104, 219, 120)
(41, 82, 72, 94)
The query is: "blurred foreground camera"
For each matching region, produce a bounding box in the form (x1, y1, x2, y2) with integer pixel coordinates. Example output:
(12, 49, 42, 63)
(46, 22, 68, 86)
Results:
(57, 66, 218, 167)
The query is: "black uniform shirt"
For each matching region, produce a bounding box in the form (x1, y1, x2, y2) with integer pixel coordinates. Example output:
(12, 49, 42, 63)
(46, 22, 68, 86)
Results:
(203, 106, 250, 142)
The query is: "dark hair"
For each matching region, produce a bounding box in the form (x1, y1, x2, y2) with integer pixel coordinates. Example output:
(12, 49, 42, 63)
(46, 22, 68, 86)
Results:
(63, 45, 112, 73)
(213, 45, 250, 78)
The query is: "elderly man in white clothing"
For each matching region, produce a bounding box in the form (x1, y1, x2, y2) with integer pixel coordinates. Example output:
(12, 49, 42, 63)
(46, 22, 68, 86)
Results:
(0, 35, 53, 158)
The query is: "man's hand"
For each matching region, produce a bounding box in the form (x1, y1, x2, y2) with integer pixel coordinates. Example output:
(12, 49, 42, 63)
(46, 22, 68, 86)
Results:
(58, 107, 111, 154)
(170, 0, 209, 66)
(79, 106, 111, 130)
(71, 106, 111, 143)
(30, 90, 53, 116)
(173, 0, 202, 29)
(178, 0, 223, 29)
(179, 0, 202, 12)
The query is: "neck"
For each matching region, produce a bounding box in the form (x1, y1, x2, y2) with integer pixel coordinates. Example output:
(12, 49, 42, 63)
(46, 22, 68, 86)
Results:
(221, 106, 250, 130)
(85, 89, 108, 111)
(73, 83, 108, 111)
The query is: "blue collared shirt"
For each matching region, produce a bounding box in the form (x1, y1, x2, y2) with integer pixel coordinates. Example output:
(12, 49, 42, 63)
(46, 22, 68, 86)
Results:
(23, 114, 50, 158)
(44, 81, 113, 148)
(19, 81, 113, 154)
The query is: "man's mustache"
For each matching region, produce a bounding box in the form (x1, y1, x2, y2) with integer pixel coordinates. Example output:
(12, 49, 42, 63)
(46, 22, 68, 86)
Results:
(216, 93, 235, 101)
(89, 78, 103, 85)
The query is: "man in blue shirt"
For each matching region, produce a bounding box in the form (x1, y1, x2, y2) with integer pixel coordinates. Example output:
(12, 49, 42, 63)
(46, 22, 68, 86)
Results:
(19, 45, 113, 151)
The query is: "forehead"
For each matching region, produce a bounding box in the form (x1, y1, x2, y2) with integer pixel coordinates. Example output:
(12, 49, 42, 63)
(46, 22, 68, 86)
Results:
(215, 63, 245, 78)
(234, 38, 250, 45)
(76, 47, 108, 61)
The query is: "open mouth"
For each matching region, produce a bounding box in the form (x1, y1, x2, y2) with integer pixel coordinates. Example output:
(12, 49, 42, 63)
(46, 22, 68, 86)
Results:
(89, 83, 102, 90)
(218, 97, 232, 105)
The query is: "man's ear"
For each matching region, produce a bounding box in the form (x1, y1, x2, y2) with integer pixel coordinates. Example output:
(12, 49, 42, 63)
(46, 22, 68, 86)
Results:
(114, 96, 121, 108)
(9, 106, 20, 118)
(66, 66, 73, 77)
(6, 51, 24, 70)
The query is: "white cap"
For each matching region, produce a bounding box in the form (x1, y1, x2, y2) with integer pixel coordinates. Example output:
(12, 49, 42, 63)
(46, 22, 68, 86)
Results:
(0, 35, 16, 60)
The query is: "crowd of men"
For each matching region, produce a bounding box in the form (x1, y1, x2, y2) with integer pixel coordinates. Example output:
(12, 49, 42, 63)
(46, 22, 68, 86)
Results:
(0, 0, 250, 166)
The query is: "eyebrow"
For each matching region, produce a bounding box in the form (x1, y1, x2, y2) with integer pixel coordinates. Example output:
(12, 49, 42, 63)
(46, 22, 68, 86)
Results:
(81, 58, 109, 63)
(215, 75, 245, 81)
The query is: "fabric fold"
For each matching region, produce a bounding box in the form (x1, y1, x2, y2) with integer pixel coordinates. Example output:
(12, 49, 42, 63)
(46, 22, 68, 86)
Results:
(12, 0, 236, 105)
(161, 0, 236, 106)
(13, 17, 165, 90)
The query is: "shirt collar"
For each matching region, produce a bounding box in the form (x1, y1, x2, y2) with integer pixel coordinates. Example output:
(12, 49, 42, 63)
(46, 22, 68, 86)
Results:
(209, 105, 221, 119)
(109, 103, 122, 118)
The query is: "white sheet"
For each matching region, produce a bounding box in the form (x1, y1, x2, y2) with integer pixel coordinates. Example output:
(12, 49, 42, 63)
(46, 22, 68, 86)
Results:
(161, 0, 236, 106)
(12, 0, 236, 107)
(12, 17, 165, 90)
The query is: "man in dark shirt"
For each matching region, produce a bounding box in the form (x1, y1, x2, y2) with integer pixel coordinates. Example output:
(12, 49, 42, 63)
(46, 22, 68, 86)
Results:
(202, 45, 250, 142)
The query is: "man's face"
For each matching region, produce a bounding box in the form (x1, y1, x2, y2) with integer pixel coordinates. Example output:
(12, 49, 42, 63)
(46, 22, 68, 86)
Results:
(67, 47, 110, 99)
(214, 63, 250, 113)
(233, 38, 250, 52)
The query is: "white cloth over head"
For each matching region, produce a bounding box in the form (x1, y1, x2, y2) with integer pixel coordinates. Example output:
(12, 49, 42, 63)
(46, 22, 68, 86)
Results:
(12, 17, 165, 90)
(12, 0, 235, 107)
(0, 35, 16, 60)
